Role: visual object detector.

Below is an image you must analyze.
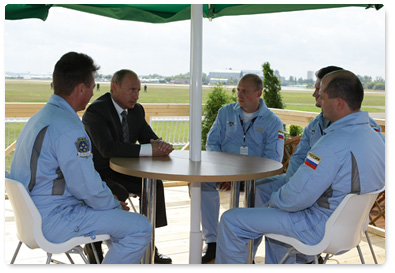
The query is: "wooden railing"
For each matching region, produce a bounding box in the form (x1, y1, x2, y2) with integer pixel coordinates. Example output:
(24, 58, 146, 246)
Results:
(4, 103, 385, 133)
(4, 102, 386, 157)
(4, 103, 191, 123)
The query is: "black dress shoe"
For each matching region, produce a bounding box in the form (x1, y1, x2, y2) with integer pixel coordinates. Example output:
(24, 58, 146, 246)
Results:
(154, 247, 172, 264)
(202, 242, 216, 264)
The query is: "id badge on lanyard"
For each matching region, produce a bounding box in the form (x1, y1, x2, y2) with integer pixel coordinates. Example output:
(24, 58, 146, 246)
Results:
(240, 145, 248, 155)
(239, 115, 257, 156)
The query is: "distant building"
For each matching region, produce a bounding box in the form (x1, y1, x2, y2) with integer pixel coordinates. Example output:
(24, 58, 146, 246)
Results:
(140, 78, 160, 83)
(208, 69, 242, 84)
(307, 70, 314, 80)
(5, 72, 52, 80)
(170, 78, 189, 84)
(274, 70, 281, 79)
(273, 70, 285, 84)
(208, 78, 229, 85)
(207, 68, 286, 85)
(241, 70, 263, 79)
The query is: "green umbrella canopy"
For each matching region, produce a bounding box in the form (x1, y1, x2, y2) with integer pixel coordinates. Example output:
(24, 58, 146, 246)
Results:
(5, 4, 383, 23)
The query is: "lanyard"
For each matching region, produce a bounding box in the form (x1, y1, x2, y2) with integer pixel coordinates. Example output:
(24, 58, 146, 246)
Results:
(239, 115, 257, 146)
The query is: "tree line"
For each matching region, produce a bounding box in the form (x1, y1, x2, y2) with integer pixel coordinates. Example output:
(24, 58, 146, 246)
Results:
(95, 71, 385, 90)
(284, 74, 385, 90)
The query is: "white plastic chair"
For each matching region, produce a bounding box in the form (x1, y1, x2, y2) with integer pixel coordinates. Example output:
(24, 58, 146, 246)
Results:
(265, 187, 384, 264)
(5, 178, 111, 264)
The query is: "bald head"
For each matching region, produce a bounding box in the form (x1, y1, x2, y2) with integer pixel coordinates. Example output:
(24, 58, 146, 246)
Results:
(321, 70, 364, 111)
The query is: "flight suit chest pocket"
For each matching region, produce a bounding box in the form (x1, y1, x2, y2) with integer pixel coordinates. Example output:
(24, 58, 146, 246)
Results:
(226, 120, 240, 141)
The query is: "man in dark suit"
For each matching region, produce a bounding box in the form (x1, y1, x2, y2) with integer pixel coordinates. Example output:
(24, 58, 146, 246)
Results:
(82, 69, 174, 264)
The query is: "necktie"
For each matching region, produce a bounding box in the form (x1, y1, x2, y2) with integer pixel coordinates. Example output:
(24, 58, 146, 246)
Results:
(121, 110, 129, 142)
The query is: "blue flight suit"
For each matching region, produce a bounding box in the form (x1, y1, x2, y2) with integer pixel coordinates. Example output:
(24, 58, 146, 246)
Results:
(254, 111, 384, 263)
(215, 111, 385, 264)
(202, 98, 284, 244)
(10, 94, 152, 264)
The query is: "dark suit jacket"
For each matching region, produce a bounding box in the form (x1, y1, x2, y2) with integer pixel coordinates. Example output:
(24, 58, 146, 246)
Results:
(82, 92, 158, 179)
(82, 93, 167, 227)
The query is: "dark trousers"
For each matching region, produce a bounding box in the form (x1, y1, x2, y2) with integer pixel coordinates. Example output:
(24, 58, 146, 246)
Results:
(104, 172, 168, 228)
(86, 173, 168, 263)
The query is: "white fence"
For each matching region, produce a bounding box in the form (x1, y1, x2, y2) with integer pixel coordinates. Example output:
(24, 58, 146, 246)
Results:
(4, 118, 29, 149)
(149, 116, 190, 147)
(5, 116, 191, 150)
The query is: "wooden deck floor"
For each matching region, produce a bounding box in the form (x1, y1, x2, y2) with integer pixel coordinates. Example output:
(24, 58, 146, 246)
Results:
(4, 185, 385, 264)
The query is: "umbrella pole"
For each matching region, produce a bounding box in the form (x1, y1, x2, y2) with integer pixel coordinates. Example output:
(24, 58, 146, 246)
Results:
(189, 3, 203, 163)
(189, 4, 203, 264)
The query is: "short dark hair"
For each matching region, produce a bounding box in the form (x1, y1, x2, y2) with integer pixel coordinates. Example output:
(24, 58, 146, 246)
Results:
(239, 73, 263, 90)
(315, 66, 343, 79)
(324, 71, 364, 111)
(111, 69, 138, 89)
(53, 52, 100, 96)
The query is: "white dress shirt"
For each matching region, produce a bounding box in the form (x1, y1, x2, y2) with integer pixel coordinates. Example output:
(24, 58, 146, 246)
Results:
(111, 97, 152, 156)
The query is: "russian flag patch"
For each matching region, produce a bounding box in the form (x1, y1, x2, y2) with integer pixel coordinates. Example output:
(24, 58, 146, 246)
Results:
(304, 152, 321, 170)
(278, 130, 284, 140)
(371, 125, 380, 132)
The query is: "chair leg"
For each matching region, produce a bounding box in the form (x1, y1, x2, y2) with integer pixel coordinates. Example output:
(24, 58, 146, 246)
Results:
(10, 241, 22, 264)
(365, 231, 378, 264)
(46, 253, 53, 264)
(128, 197, 137, 213)
(65, 252, 75, 264)
(73, 245, 90, 264)
(356, 245, 365, 264)
(278, 247, 294, 264)
(323, 253, 330, 264)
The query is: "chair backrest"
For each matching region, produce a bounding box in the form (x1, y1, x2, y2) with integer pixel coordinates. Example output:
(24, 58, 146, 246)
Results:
(323, 187, 384, 255)
(265, 187, 385, 257)
(282, 135, 302, 172)
(5, 178, 47, 249)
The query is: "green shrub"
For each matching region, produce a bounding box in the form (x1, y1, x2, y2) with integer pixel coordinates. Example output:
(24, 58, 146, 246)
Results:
(201, 84, 235, 150)
(289, 124, 303, 137)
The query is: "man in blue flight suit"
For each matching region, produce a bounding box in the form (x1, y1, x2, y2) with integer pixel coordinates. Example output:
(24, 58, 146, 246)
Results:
(10, 52, 152, 264)
(215, 70, 385, 264)
(254, 66, 384, 264)
(201, 73, 284, 263)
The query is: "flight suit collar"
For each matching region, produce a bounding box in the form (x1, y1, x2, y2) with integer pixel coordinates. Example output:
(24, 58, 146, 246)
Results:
(323, 111, 369, 134)
(48, 94, 80, 121)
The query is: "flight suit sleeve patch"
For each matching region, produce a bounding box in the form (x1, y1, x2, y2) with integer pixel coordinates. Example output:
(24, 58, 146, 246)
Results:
(75, 137, 92, 158)
(371, 124, 380, 132)
(304, 152, 321, 170)
(278, 130, 284, 140)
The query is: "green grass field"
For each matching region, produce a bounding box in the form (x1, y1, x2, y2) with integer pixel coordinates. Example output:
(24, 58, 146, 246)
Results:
(5, 79, 386, 113)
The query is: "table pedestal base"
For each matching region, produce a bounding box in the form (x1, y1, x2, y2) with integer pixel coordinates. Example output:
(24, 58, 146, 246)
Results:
(189, 182, 203, 264)
(189, 231, 203, 264)
(141, 178, 157, 264)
